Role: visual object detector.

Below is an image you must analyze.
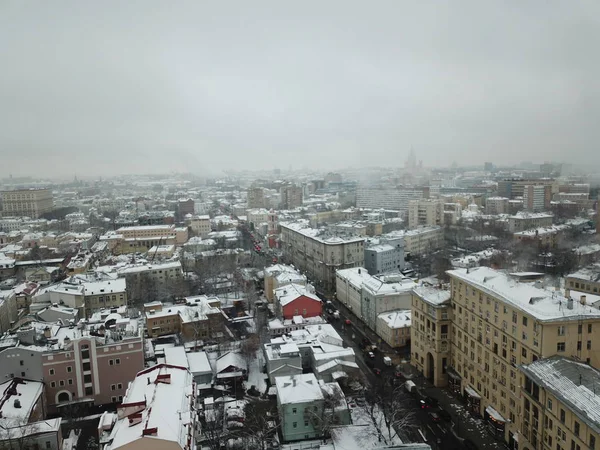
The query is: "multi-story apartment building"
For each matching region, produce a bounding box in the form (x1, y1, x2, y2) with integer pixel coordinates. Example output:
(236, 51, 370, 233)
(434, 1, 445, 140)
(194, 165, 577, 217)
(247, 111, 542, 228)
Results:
(439, 267, 600, 448)
(280, 222, 364, 295)
(519, 356, 600, 450)
(376, 309, 411, 348)
(364, 236, 405, 275)
(246, 208, 270, 230)
(43, 334, 144, 410)
(408, 199, 444, 229)
(33, 276, 127, 318)
(264, 264, 308, 302)
(523, 185, 552, 212)
(187, 215, 211, 237)
(247, 187, 265, 209)
(507, 212, 553, 233)
(356, 186, 424, 211)
(497, 179, 557, 200)
(485, 197, 510, 215)
(144, 296, 223, 339)
(566, 265, 600, 295)
(410, 284, 452, 388)
(385, 226, 444, 256)
(280, 184, 303, 210)
(0, 189, 54, 218)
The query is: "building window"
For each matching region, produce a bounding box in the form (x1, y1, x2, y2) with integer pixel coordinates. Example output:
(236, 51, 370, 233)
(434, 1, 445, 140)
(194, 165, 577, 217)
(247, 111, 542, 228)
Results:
(67, 366, 72, 373)
(109, 359, 113, 366)
(59, 380, 64, 386)
(111, 384, 116, 391)
(293, 422, 297, 428)
(68, 379, 73, 385)
(83, 362, 91, 371)
(589, 324, 593, 333)
(117, 383, 122, 389)
(588, 341, 592, 350)
(304, 420, 309, 427)
(558, 326, 565, 336)
(85, 386, 93, 396)
(84, 374, 92, 383)
(560, 408, 565, 423)
(49, 369, 55, 375)
(548, 399, 552, 410)
(50, 381, 56, 388)
(574, 421, 580, 437)
(292, 408, 297, 414)
(115, 358, 121, 365)
(522, 317, 528, 326)
(590, 434, 596, 450)
(557, 342, 566, 352)
(19, 360, 24, 366)
(81, 349, 90, 359)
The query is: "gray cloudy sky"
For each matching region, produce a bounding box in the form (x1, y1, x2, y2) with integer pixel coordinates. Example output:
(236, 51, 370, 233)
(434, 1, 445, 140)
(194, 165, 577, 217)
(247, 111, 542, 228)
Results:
(1, 1, 599, 178)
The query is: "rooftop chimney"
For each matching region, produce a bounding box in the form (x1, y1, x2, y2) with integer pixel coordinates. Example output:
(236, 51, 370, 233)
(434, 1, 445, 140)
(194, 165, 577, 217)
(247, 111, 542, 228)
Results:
(581, 295, 587, 305)
(565, 288, 571, 299)
(567, 298, 574, 310)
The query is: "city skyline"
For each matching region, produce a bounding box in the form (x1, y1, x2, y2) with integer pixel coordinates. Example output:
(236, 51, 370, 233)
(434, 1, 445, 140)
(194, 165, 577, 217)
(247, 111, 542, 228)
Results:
(1, 1, 599, 178)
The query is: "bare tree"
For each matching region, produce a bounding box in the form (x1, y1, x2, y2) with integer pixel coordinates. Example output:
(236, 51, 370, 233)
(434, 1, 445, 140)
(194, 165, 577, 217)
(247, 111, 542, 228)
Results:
(0, 420, 43, 450)
(239, 335, 260, 371)
(240, 399, 279, 450)
(305, 384, 347, 440)
(200, 404, 226, 450)
(360, 374, 416, 445)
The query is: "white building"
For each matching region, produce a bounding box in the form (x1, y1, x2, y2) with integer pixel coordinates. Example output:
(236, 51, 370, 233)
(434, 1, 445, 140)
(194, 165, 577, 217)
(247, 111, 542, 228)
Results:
(103, 364, 196, 450)
(376, 309, 411, 348)
(364, 235, 405, 275)
(356, 187, 423, 211)
(384, 226, 444, 256)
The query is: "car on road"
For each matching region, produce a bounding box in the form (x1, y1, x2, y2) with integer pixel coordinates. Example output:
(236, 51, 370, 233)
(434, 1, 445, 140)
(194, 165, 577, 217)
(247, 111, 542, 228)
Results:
(344, 319, 352, 325)
(427, 411, 441, 422)
(435, 407, 452, 422)
(367, 351, 375, 359)
(372, 367, 382, 375)
(418, 399, 431, 409)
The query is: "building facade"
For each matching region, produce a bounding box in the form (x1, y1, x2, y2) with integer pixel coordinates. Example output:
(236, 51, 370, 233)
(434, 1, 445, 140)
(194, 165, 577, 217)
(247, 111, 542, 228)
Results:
(408, 199, 444, 229)
(364, 236, 404, 275)
(0, 189, 54, 218)
(280, 222, 364, 295)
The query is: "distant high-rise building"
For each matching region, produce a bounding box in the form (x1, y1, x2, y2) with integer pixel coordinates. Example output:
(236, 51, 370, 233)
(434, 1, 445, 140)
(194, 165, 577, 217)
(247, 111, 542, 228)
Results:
(356, 187, 423, 211)
(408, 198, 444, 229)
(247, 187, 265, 209)
(523, 185, 551, 212)
(0, 188, 53, 218)
(279, 184, 303, 209)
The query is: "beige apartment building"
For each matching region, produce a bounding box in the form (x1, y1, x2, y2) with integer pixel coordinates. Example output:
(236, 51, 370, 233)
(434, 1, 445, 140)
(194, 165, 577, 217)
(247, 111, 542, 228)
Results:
(1, 188, 53, 218)
(519, 356, 600, 450)
(507, 212, 553, 233)
(565, 265, 600, 295)
(411, 284, 452, 387)
(412, 267, 600, 450)
(280, 222, 364, 295)
(485, 197, 510, 215)
(408, 198, 444, 229)
(187, 215, 212, 237)
(441, 267, 600, 448)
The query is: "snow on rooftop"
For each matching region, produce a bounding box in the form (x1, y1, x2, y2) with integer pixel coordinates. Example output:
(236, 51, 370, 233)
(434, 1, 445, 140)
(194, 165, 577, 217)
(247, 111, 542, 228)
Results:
(187, 351, 212, 375)
(521, 357, 600, 434)
(378, 310, 411, 329)
(0, 378, 44, 424)
(275, 373, 323, 404)
(164, 346, 189, 369)
(412, 285, 451, 306)
(109, 364, 193, 450)
(448, 267, 600, 322)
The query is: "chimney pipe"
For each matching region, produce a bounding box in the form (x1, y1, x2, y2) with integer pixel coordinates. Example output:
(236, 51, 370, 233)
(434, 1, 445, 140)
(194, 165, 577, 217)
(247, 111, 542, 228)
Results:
(567, 298, 574, 310)
(581, 295, 587, 305)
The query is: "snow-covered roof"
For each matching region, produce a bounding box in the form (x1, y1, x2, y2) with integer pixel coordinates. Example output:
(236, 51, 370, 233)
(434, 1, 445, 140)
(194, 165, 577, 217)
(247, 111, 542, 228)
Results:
(164, 346, 189, 369)
(520, 357, 600, 434)
(378, 310, 411, 329)
(274, 283, 321, 307)
(0, 378, 44, 424)
(567, 264, 600, 282)
(275, 373, 323, 404)
(187, 351, 212, 375)
(448, 267, 600, 322)
(362, 275, 417, 296)
(412, 285, 451, 306)
(216, 351, 245, 374)
(107, 364, 194, 450)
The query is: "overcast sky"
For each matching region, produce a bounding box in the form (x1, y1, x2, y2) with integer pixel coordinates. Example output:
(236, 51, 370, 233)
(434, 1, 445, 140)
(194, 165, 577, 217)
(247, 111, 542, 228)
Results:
(1, 1, 599, 178)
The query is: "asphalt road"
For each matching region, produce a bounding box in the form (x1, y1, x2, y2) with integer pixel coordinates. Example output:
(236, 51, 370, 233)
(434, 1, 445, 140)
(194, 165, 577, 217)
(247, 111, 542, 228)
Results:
(327, 304, 464, 450)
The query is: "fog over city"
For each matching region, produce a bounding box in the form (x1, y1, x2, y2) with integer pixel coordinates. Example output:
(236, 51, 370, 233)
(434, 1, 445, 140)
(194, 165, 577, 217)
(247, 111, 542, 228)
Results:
(1, 0, 599, 178)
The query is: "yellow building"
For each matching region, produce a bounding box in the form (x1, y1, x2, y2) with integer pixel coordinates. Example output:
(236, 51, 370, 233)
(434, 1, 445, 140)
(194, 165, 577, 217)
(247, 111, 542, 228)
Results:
(444, 267, 600, 448)
(566, 265, 600, 295)
(410, 284, 452, 387)
(0, 188, 53, 218)
(519, 357, 600, 450)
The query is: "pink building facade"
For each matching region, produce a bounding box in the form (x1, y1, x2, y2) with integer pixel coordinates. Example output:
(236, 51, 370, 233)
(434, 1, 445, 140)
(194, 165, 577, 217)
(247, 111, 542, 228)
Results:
(42, 336, 144, 411)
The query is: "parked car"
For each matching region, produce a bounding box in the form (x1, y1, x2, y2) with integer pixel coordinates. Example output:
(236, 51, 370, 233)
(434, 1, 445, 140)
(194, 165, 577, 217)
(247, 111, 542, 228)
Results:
(428, 411, 441, 422)
(345, 319, 352, 325)
(367, 351, 375, 359)
(372, 367, 382, 375)
(436, 407, 452, 422)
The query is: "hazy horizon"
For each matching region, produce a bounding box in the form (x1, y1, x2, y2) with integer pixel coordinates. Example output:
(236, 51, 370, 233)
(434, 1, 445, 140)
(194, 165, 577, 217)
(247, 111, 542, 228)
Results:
(1, 1, 599, 178)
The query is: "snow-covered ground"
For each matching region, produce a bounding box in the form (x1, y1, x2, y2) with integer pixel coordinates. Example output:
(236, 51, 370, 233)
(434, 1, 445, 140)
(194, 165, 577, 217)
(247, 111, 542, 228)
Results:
(244, 349, 267, 394)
